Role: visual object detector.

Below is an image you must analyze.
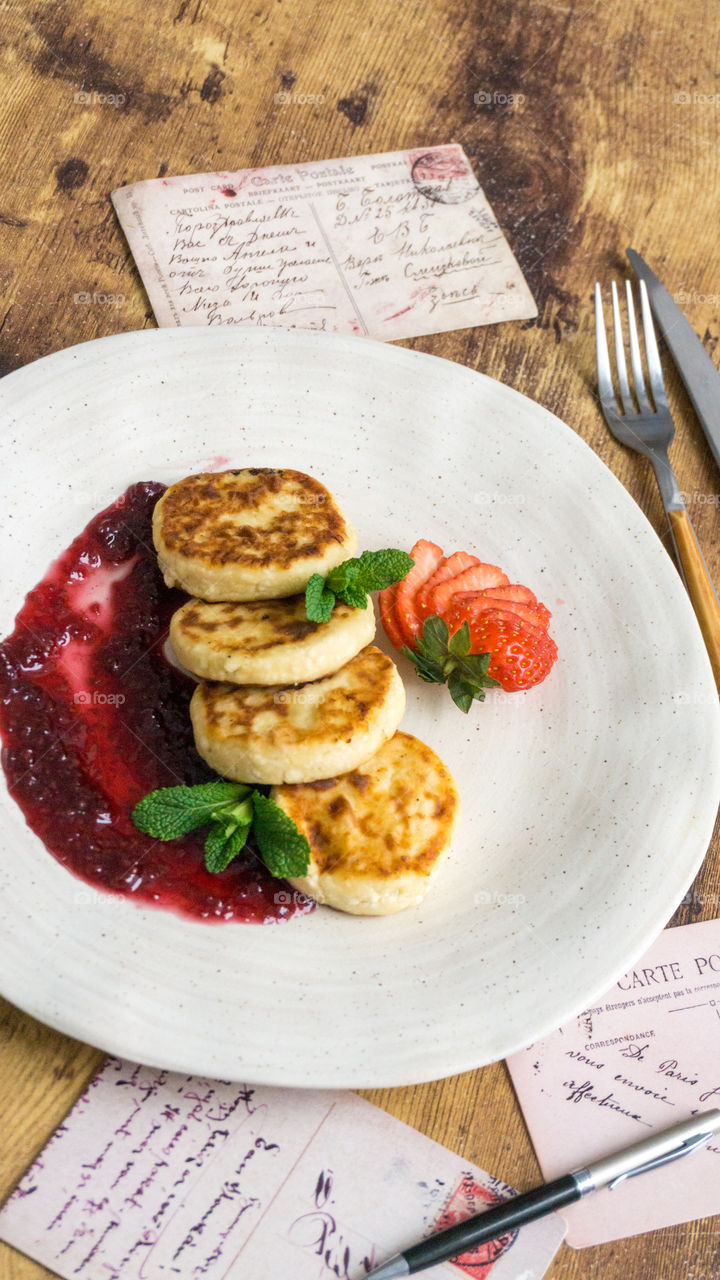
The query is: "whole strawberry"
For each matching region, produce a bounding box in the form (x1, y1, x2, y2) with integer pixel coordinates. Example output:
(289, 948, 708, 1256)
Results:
(467, 608, 557, 691)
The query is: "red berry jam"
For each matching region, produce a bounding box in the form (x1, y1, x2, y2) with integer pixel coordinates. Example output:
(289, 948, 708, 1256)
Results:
(0, 482, 312, 923)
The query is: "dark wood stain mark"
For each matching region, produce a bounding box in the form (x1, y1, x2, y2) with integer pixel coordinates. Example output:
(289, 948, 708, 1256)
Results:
(280, 70, 296, 89)
(0, 347, 17, 378)
(55, 157, 89, 193)
(337, 83, 376, 126)
(0, 212, 27, 228)
(459, 7, 584, 330)
(28, 6, 174, 123)
(200, 64, 225, 104)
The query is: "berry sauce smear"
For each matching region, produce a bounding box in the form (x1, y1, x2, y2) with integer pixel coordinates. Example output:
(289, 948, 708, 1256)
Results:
(0, 482, 311, 923)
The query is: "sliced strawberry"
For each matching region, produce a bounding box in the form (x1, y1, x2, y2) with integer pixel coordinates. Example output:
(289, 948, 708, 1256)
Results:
(430, 563, 509, 617)
(483, 584, 551, 628)
(378, 583, 407, 650)
(483, 584, 537, 605)
(415, 551, 481, 619)
(395, 539, 444, 646)
(450, 592, 548, 633)
(453, 607, 557, 692)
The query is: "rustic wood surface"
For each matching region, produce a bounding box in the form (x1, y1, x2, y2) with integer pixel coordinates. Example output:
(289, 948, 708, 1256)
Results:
(1, 1, 719, 1277)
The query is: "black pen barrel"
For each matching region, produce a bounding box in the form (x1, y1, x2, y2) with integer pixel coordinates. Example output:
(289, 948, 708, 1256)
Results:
(404, 1174, 582, 1272)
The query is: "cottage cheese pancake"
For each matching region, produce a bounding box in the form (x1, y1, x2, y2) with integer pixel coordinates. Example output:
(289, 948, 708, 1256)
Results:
(153, 468, 356, 601)
(170, 594, 375, 686)
(272, 732, 459, 915)
(190, 645, 405, 784)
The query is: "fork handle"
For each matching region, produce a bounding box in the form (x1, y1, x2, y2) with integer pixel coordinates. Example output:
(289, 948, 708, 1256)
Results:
(668, 507, 720, 689)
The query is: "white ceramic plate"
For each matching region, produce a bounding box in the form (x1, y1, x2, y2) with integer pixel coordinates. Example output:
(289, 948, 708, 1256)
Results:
(0, 326, 718, 1088)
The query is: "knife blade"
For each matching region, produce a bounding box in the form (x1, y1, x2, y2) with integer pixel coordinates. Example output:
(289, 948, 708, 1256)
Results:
(626, 247, 720, 473)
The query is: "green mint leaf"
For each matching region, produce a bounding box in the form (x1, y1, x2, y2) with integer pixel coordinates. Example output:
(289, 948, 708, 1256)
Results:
(338, 583, 368, 610)
(305, 573, 335, 624)
(448, 620, 471, 658)
(447, 673, 475, 714)
(325, 559, 360, 595)
(132, 780, 252, 840)
(325, 549, 414, 605)
(251, 790, 311, 878)
(352, 549, 415, 593)
(204, 819, 253, 873)
(210, 797, 254, 835)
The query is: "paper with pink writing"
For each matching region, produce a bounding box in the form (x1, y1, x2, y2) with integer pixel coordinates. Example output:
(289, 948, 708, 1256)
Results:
(111, 144, 537, 340)
(507, 917, 720, 1248)
(0, 1058, 564, 1279)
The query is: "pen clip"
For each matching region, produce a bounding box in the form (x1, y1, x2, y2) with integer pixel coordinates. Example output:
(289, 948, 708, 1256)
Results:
(608, 1130, 714, 1190)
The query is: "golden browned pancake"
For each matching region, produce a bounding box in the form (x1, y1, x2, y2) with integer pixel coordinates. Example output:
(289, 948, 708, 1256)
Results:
(189, 645, 405, 784)
(153, 468, 356, 601)
(169, 595, 375, 685)
(272, 731, 459, 915)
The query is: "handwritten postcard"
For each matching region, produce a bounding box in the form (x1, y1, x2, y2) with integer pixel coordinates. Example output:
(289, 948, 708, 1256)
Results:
(507, 917, 720, 1247)
(0, 1058, 565, 1279)
(111, 144, 537, 341)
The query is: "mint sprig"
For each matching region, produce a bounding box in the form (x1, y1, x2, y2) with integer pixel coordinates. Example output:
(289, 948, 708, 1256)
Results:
(251, 790, 313, 879)
(305, 548, 413, 623)
(131, 782, 310, 878)
(305, 573, 336, 625)
(402, 615, 499, 714)
(132, 780, 251, 840)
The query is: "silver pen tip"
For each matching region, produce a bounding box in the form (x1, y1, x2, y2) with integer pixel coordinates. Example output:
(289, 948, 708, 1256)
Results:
(366, 1256, 410, 1279)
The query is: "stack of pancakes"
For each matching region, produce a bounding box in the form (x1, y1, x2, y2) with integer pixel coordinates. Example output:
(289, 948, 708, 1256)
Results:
(154, 467, 458, 914)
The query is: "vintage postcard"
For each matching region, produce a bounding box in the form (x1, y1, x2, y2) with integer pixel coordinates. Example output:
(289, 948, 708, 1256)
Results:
(507, 917, 720, 1247)
(0, 1058, 564, 1278)
(112, 144, 537, 341)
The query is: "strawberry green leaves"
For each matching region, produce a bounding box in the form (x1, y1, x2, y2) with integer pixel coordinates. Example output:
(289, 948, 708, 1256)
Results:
(131, 782, 310, 878)
(402, 615, 499, 714)
(305, 549, 414, 623)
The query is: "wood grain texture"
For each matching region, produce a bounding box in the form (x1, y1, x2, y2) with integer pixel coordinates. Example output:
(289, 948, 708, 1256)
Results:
(1, 1, 719, 1277)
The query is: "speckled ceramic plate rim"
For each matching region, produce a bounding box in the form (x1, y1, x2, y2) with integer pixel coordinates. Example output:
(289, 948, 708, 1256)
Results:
(0, 324, 718, 1088)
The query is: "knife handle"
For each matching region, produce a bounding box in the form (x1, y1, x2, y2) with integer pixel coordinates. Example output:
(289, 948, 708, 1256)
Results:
(668, 507, 720, 689)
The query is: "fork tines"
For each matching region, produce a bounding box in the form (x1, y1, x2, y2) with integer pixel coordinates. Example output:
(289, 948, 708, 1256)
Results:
(595, 278, 669, 418)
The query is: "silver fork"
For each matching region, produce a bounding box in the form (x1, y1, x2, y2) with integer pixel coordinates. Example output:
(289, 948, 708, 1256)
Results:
(595, 278, 720, 688)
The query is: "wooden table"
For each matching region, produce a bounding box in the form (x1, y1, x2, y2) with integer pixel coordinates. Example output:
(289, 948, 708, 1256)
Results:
(1, 1, 719, 1276)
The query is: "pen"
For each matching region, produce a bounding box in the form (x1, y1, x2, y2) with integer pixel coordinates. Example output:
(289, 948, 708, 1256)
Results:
(366, 1109, 720, 1278)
